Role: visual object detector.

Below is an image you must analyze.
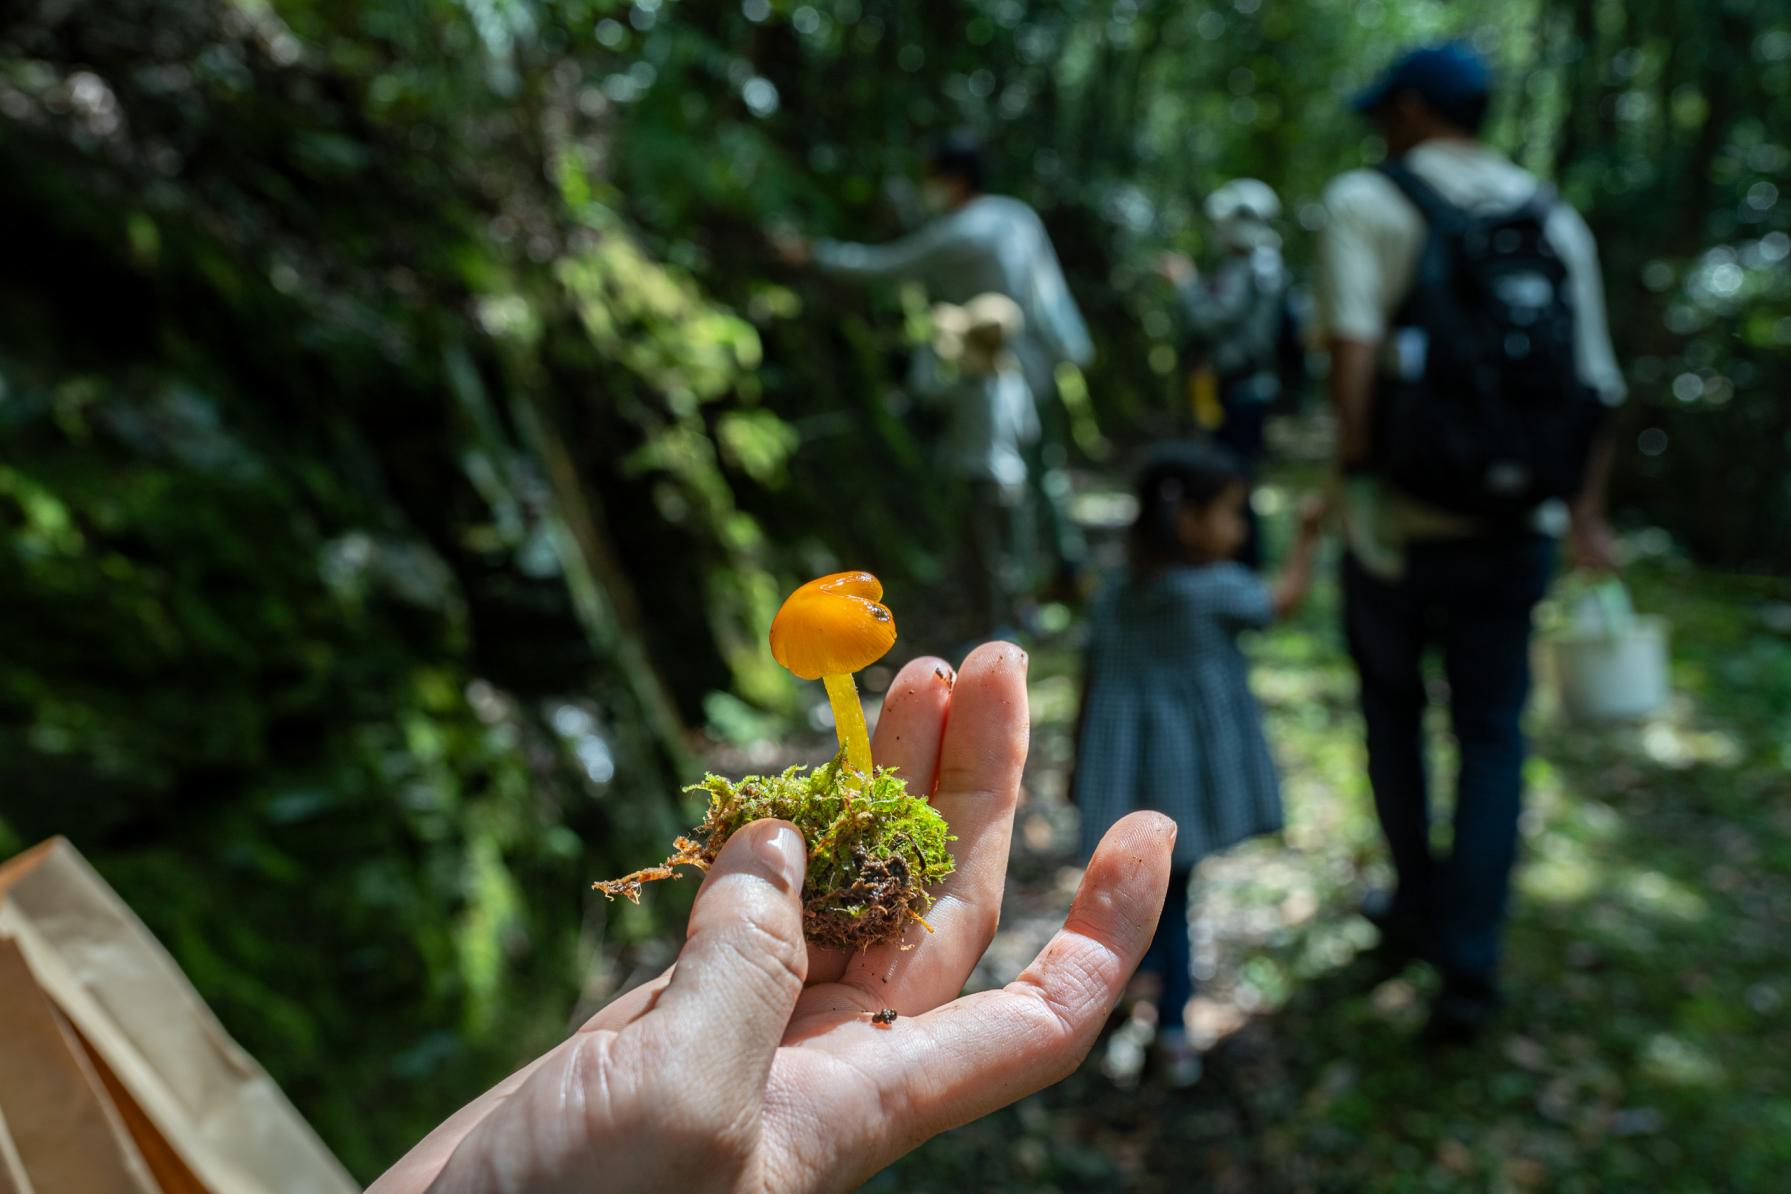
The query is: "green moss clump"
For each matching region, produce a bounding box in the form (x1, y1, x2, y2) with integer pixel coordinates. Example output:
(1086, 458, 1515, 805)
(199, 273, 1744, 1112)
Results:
(595, 758, 955, 950)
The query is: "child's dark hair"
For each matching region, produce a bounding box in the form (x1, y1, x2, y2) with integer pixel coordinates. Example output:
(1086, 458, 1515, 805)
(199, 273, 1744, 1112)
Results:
(927, 129, 987, 193)
(1129, 441, 1249, 576)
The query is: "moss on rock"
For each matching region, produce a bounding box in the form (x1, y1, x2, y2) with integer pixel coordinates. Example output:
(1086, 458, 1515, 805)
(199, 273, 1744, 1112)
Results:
(595, 758, 955, 950)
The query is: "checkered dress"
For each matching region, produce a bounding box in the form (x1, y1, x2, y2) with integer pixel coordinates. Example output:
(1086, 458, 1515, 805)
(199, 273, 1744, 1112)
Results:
(1073, 563, 1284, 868)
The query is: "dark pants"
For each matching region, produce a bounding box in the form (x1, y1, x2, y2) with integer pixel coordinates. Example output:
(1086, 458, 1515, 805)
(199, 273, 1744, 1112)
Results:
(1140, 867, 1194, 1031)
(1215, 378, 1272, 463)
(962, 479, 1033, 637)
(1344, 535, 1554, 987)
(1024, 381, 1086, 583)
(1216, 376, 1273, 570)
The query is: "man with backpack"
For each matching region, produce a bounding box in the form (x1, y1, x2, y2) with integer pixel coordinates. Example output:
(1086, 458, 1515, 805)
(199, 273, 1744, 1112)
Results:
(1314, 43, 1625, 1040)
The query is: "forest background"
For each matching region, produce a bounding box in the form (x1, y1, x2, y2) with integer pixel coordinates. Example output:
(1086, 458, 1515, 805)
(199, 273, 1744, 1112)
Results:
(2, 0, 1788, 1183)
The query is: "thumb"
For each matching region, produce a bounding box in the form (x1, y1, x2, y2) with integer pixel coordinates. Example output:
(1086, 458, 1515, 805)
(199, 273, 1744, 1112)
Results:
(642, 819, 809, 1095)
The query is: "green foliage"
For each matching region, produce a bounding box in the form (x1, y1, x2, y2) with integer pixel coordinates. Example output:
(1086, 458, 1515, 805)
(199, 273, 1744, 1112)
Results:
(0, 0, 771, 1176)
(605, 758, 956, 952)
(0, 344, 684, 1174)
(2, 0, 1788, 1182)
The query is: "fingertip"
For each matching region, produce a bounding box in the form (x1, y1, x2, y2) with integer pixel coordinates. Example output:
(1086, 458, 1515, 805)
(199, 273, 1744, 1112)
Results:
(945, 641, 1030, 743)
(957, 639, 1028, 679)
(649, 817, 810, 1096)
(1077, 813, 1177, 946)
(1137, 811, 1177, 849)
(1100, 810, 1178, 856)
(936, 641, 1030, 797)
(707, 817, 807, 897)
(887, 654, 954, 701)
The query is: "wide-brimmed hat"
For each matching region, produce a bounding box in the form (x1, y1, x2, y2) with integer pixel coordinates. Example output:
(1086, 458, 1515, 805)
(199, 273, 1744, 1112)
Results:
(1205, 179, 1281, 251)
(932, 292, 1024, 376)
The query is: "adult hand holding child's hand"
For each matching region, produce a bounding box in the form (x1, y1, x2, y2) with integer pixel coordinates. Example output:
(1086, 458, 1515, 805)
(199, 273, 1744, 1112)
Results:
(1154, 250, 1196, 285)
(371, 643, 1176, 1194)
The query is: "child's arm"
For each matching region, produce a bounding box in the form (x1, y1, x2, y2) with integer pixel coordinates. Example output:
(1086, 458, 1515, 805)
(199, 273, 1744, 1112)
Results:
(1271, 496, 1327, 620)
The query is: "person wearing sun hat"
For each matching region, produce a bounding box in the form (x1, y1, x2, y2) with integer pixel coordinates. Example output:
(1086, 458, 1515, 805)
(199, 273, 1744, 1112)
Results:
(923, 292, 1039, 637)
(1314, 41, 1626, 1042)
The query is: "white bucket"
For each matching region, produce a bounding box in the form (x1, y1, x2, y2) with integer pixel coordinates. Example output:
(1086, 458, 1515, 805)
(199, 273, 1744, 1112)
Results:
(1548, 614, 1671, 723)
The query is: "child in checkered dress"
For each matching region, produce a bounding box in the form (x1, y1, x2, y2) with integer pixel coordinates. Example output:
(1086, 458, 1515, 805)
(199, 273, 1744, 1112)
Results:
(1071, 442, 1321, 1081)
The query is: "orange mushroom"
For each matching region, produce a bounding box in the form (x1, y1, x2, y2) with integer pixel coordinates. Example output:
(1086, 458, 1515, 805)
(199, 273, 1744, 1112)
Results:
(769, 571, 897, 777)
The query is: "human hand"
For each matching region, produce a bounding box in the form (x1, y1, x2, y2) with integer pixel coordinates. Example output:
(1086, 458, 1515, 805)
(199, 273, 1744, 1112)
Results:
(770, 227, 812, 267)
(370, 643, 1176, 1194)
(1568, 504, 1621, 573)
(1154, 250, 1195, 285)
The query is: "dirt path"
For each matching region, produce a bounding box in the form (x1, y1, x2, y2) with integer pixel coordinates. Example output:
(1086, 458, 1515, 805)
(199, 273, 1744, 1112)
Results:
(862, 457, 1791, 1192)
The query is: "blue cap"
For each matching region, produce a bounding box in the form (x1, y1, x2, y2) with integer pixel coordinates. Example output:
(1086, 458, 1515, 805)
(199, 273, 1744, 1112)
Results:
(1352, 43, 1492, 128)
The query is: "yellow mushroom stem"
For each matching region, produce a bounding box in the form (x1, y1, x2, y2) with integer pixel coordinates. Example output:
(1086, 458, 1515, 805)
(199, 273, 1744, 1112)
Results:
(823, 672, 874, 776)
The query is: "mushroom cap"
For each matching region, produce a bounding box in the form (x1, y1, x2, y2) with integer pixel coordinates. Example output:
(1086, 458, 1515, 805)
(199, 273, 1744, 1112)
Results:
(769, 571, 897, 680)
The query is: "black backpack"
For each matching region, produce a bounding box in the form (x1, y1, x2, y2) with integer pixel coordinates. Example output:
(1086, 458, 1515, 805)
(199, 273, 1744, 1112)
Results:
(1372, 161, 1603, 518)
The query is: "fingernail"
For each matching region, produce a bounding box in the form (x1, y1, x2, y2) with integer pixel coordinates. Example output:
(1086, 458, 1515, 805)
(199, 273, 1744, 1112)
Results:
(759, 823, 807, 892)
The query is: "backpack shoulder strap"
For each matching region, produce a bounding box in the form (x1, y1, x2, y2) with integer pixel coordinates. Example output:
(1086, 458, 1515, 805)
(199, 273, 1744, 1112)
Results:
(1519, 182, 1557, 225)
(1376, 160, 1468, 234)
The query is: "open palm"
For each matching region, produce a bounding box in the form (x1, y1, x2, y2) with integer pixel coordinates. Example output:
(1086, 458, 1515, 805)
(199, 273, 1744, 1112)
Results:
(372, 642, 1176, 1194)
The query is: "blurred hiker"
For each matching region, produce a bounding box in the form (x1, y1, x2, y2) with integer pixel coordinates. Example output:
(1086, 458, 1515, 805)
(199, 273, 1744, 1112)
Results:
(1159, 178, 1303, 567)
(370, 646, 1177, 1194)
(1315, 43, 1625, 1041)
(779, 130, 1094, 597)
(1069, 443, 1322, 1085)
(919, 292, 1037, 637)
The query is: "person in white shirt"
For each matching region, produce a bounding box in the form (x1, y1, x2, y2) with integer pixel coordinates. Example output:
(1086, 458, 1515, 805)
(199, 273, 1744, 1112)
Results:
(1313, 43, 1623, 1041)
(783, 132, 1094, 595)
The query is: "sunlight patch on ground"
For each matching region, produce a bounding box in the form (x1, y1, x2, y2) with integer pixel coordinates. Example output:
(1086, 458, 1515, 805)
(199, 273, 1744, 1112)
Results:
(1027, 672, 1080, 727)
(1640, 1033, 1725, 1088)
(1523, 846, 1601, 904)
(1620, 869, 1710, 923)
(1069, 488, 1137, 529)
(1253, 661, 1349, 705)
(1638, 719, 1745, 768)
